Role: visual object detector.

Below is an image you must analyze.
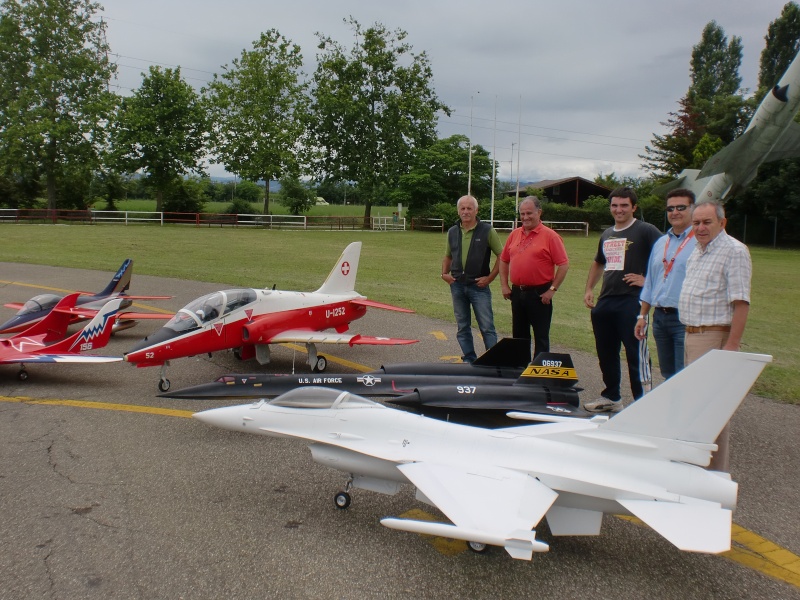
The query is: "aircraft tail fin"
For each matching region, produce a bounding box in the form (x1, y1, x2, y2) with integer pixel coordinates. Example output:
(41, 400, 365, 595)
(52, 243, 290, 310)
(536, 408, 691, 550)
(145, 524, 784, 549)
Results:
(95, 259, 133, 298)
(472, 337, 533, 368)
(48, 298, 123, 354)
(315, 242, 361, 295)
(652, 169, 701, 198)
(19, 292, 81, 342)
(515, 353, 579, 388)
(601, 350, 771, 448)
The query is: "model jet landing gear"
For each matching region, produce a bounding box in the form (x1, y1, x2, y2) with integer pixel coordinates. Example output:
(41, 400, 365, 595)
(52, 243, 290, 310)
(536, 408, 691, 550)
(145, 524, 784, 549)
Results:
(18, 366, 28, 381)
(306, 343, 327, 373)
(334, 477, 353, 509)
(157, 361, 171, 392)
(467, 541, 488, 553)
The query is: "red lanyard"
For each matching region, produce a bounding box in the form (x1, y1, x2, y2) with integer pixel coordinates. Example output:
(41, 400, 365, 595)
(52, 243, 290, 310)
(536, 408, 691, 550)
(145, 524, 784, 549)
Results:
(662, 230, 694, 279)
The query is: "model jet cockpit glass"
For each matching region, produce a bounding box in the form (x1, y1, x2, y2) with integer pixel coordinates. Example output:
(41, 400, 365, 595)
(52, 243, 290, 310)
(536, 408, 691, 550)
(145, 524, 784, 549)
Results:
(165, 289, 257, 333)
(269, 387, 379, 409)
(18, 294, 62, 315)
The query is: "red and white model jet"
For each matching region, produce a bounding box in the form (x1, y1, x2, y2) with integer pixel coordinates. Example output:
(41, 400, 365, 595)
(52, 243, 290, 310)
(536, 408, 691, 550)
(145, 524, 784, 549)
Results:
(0, 258, 171, 334)
(125, 242, 417, 391)
(1, 293, 123, 381)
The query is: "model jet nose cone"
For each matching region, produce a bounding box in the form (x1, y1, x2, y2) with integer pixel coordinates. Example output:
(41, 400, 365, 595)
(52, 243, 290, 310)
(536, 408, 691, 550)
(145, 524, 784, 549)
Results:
(0, 316, 28, 333)
(193, 404, 253, 431)
(126, 326, 182, 356)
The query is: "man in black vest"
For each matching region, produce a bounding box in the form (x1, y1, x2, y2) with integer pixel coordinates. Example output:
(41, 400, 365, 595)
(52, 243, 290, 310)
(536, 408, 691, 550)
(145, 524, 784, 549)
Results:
(442, 195, 503, 363)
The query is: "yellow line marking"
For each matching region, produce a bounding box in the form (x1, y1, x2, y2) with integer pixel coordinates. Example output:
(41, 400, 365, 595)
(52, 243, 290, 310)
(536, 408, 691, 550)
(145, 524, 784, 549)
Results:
(440, 355, 464, 363)
(0, 396, 195, 419)
(430, 331, 447, 341)
(617, 515, 800, 589)
(0, 279, 71, 293)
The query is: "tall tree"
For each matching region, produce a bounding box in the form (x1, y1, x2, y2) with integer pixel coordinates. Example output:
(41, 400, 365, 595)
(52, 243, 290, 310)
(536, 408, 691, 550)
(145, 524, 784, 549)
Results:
(389, 135, 494, 214)
(308, 17, 450, 221)
(641, 21, 747, 177)
(757, 1, 800, 101)
(0, 0, 116, 209)
(109, 66, 208, 211)
(204, 29, 307, 215)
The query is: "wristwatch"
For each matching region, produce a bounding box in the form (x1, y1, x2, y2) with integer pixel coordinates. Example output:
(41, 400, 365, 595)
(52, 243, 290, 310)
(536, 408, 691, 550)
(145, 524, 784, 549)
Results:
(549, 286, 557, 292)
(636, 315, 647, 320)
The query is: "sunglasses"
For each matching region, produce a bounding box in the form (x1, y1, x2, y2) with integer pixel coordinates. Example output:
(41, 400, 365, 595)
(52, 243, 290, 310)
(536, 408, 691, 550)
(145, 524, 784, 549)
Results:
(666, 205, 690, 212)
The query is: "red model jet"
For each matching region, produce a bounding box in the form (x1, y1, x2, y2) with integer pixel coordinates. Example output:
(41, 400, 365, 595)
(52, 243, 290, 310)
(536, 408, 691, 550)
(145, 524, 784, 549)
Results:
(125, 242, 417, 391)
(1, 293, 124, 381)
(0, 258, 171, 334)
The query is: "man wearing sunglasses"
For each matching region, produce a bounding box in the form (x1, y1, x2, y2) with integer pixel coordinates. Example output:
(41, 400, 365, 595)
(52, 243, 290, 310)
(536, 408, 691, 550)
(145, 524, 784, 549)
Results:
(634, 188, 697, 379)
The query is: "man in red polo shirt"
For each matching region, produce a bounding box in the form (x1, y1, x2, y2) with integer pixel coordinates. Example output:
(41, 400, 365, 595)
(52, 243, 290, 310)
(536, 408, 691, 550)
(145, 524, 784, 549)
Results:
(499, 196, 569, 363)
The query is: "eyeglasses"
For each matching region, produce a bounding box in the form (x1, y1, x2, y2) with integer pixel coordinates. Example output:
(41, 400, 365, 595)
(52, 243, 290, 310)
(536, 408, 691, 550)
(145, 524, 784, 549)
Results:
(666, 205, 690, 212)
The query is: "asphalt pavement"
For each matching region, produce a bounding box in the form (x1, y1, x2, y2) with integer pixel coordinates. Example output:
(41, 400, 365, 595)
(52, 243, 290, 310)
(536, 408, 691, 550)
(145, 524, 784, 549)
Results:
(1, 262, 798, 600)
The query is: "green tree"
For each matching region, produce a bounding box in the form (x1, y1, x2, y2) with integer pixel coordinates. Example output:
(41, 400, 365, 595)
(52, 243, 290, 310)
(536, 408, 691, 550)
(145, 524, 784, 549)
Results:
(233, 180, 264, 204)
(757, 2, 800, 101)
(0, 0, 116, 209)
(642, 21, 747, 177)
(204, 29, 307, 215)
(109, 66, 208, 211)
(315, 180, 360, 205)
(389, 135, 494, 215)
(277, 176, 315, 215)
(308, 17, 450, 222)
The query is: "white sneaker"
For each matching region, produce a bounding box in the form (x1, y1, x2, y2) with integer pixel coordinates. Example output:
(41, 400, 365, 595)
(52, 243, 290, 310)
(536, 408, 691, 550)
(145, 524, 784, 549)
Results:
(583, 397, 623, 413)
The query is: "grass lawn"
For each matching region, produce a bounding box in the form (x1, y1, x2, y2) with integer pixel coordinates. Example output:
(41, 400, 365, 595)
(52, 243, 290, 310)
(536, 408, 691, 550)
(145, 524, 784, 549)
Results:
(0, 223, 796, 402)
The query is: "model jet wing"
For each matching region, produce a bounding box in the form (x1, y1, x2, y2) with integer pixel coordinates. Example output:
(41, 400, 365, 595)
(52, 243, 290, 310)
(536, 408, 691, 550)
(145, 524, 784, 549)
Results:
(0, 354, 122, 364)
(398, 462, 558, 532)
(268, 330, 417, 346)
(391, 462, 557, 558)
(763, 120, 800, 162)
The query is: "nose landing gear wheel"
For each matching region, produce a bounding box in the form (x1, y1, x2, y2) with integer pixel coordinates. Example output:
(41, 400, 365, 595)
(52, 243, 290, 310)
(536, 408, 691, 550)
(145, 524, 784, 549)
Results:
(334, 491, 351, 509)
(158, 378, 171, 392)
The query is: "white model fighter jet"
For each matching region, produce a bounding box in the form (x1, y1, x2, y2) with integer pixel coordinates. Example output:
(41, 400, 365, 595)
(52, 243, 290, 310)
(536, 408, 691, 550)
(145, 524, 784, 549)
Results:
(193, 350, 771, 561)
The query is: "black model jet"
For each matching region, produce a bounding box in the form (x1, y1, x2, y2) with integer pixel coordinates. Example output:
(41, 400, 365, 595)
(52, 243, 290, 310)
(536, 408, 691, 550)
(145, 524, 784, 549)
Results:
(161, 338, 589, 426)
(161, 337, 532, 400)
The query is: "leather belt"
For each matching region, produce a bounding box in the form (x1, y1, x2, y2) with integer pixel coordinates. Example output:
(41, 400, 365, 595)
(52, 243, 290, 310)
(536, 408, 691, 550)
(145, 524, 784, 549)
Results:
(685, 325, 731, 333)
(512, 283, 551, 292)
(654, 306, 677, 314)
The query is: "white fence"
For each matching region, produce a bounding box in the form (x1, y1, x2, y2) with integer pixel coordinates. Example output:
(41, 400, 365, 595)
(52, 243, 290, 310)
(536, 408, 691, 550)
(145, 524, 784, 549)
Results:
(0, 209, 407, 231)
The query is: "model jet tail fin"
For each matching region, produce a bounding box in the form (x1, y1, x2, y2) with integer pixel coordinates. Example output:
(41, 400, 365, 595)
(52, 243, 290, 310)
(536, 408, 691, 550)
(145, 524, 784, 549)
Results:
(516, 353, 578, 388)
(17, 292, 81, 342)
(315, 242, 361, 295)
(472, 337, 533, 368)
(95, 258, 133, 297)
(599, 351, 771, 462)
(47, 298, 123, 353)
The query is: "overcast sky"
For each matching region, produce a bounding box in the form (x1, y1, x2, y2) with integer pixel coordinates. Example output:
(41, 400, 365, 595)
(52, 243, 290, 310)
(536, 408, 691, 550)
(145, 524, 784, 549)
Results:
(98, 0, 794, 183)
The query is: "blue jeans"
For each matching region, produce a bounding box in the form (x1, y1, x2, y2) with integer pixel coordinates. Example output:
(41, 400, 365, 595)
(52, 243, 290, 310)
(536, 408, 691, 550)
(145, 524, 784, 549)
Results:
(450, 281, 497, 363)
(652, 309, 685, 379)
